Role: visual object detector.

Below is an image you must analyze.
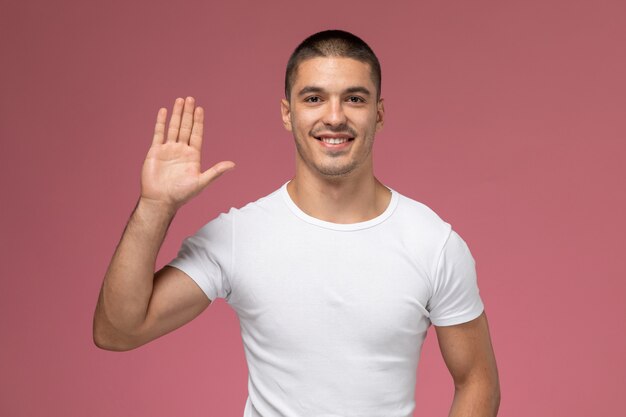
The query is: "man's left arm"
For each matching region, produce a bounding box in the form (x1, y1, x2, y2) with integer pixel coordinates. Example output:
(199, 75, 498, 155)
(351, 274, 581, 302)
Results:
(435, 311, 501, 417)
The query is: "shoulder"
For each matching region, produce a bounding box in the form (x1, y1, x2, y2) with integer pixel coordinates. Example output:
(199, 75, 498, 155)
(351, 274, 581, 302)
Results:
(390, 188, 452, 240)
(197, 182, 286, 233)
(387, 188, 454, 274)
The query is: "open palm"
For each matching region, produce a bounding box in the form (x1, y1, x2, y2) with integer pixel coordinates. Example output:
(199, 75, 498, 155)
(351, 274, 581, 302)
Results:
(141, 97, 235, 210)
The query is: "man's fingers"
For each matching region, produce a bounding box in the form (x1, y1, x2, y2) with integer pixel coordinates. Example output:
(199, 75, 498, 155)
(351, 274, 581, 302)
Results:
(189, 106, 204, 150)
(178, 96, 195, 144)
(166, 98, 184, 143)
(152, 108, 167, 146)
(198, 161, 236, 189)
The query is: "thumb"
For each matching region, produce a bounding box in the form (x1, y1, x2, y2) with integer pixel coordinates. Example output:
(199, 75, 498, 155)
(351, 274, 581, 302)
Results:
(198, 161, 236, 190)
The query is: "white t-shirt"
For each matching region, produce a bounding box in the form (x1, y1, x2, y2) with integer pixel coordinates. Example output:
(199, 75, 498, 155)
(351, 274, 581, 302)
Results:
(167, 181, 484, 417)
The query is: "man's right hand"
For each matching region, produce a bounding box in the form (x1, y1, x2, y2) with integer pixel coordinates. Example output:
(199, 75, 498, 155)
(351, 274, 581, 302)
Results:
(140, 96, 235, 212)
(94, 96, 228, 351)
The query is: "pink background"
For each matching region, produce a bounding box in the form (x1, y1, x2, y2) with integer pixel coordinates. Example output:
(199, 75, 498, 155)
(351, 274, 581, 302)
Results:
(1, 0, 625, 416)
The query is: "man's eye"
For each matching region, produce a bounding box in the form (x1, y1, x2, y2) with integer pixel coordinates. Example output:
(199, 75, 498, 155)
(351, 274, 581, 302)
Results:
(305, 96, 321, 103)
(348, 96, 365, 103)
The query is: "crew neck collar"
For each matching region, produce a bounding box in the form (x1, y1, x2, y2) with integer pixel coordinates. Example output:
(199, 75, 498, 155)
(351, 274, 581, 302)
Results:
(280, 180, 399, 231)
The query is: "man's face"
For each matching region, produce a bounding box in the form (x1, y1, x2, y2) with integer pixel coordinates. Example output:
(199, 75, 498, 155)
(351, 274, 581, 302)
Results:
(281, 57, 384, 178)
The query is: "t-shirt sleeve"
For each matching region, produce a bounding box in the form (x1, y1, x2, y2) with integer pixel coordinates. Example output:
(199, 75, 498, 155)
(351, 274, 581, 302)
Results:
(427, 229, 484, 326)
(166, 209, 234, 303)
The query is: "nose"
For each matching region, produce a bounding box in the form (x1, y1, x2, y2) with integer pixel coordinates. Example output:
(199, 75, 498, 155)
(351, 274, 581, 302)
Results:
(321, 98, 347, 127)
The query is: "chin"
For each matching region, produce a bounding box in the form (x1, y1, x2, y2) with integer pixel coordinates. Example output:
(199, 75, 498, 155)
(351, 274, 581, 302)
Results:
(314, 163, 358, 177)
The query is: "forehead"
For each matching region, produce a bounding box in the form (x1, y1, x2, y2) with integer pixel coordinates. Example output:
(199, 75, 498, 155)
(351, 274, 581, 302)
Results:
(293, 57, 375, 90)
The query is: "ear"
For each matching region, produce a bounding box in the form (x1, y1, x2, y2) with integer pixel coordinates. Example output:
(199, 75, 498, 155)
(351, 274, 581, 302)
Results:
(375, 98, 385, 132)
(281, 98, 292, 132)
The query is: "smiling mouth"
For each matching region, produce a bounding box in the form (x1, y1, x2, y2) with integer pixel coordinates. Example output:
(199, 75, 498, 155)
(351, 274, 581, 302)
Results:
(314, 137, 354, 144)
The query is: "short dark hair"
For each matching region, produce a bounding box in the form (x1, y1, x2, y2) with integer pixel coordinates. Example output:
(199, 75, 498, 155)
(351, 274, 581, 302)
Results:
(285, 29, 381, 101)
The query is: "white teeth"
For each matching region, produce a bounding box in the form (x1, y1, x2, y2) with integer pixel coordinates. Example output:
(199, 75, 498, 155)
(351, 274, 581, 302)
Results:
(321, 138, 348, 144)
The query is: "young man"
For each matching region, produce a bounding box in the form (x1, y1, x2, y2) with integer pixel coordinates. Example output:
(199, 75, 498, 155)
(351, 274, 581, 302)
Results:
(93, 30, 500, 417)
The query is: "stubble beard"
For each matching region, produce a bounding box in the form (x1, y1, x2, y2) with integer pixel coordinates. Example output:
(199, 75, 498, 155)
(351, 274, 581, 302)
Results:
(293, 132, 374, 178)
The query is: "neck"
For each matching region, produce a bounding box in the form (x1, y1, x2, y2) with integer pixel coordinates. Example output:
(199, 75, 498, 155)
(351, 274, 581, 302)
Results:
(287, 165, 391, 224)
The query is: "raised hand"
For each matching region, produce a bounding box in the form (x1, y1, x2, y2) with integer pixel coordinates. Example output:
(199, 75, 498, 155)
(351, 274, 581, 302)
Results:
(140, 97, 235, 211)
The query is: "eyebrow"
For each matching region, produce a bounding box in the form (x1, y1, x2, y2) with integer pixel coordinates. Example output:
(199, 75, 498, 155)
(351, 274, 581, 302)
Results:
(297, 85, 372, 97)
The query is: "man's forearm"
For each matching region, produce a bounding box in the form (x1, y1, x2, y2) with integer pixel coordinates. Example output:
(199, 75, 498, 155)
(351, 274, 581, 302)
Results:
(448, 379, 501, 417)
(94, 197, 177, 337)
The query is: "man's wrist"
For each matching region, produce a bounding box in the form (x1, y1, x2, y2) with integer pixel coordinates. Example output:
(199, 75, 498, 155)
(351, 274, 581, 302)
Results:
(136, 196, 178, 221)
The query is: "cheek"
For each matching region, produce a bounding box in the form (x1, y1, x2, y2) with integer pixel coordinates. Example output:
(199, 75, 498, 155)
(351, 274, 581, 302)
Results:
(293, 117, 315, 136)
(356, 116, 377, 133)
(352, 108, 377, 124)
